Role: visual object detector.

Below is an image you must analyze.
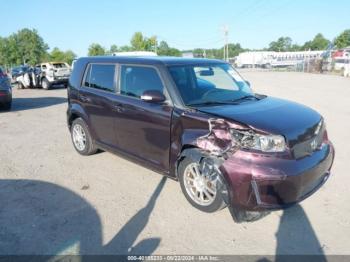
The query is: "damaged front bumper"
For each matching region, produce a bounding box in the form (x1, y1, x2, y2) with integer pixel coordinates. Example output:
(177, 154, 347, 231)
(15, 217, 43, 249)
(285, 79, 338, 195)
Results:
(220, 141, 334, 211)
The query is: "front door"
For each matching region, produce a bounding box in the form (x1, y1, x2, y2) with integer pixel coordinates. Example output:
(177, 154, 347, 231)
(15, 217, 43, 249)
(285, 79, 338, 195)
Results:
(113, 65, 173, 171)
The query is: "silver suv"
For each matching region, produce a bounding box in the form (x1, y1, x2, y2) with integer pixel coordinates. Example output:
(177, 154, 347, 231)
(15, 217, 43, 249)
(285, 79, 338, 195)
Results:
(37, 62, 71, 89)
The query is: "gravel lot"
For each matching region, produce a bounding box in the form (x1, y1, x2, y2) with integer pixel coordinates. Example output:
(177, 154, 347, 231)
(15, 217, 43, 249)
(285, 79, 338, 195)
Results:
(0, 71, 349, 256)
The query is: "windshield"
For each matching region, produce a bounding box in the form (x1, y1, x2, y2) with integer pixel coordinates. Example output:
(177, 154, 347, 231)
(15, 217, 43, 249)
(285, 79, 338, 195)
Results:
(168, 63, 253, 106)
(52, 63, 67, 68)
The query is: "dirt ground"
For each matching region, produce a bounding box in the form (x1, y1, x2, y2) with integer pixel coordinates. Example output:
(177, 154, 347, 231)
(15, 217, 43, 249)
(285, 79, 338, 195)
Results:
(0, 71, 349, 256)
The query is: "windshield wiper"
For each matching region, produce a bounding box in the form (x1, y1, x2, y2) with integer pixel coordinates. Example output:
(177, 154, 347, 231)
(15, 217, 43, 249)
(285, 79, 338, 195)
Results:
(187, 101, 238, 107)
(231, 94, 260, 103)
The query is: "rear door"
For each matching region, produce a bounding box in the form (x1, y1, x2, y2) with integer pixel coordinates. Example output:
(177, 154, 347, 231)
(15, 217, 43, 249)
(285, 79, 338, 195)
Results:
(79, 63, 119, 148)
(113, 65, 173, 171)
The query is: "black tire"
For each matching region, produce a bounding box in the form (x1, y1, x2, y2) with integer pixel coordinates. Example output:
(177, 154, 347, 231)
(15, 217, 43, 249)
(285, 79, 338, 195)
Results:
(42, 78, 51, 90)
(71, 118, 97, 156)
(17, 82, 24, 89)
(178, 150, 228, 213)
(3, 101, 12, 111)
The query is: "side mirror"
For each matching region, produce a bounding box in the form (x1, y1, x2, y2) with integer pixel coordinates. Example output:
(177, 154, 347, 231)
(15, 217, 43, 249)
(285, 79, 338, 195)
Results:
(199, 69, 214, 76)
(141, 90, 166, 103)
(245, 80, 251, 87)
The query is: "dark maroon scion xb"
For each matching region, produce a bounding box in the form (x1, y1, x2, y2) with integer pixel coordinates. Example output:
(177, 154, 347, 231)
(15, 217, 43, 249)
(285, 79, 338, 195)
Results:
(67, 56, 334, 222)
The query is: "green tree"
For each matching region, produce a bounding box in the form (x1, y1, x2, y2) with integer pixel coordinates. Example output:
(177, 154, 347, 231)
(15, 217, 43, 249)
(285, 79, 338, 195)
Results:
(227, 43, 245, 57)
(0, 37, 10, 66)
(130, 32, 145, 50)
(290, 44, 302, 51)
(108, 44, 119, 54)
(118, 45, 132, 52)
(49, 48, 76, 65)
(268, 37, 292, 52)
(334, 29, 350, 49)
(193, 48, 205, 57)
(63, 50, 77, 65)
(88, 43, 106, 56)
(167, 47, 181, 57)
(15, 28, 49, 65)
(0, 28, 49, 66)
(50, 47, 65, 61)
(302, 33, 330, 50)
(145, 35, 157, 52)
(157, 41, 170, 55)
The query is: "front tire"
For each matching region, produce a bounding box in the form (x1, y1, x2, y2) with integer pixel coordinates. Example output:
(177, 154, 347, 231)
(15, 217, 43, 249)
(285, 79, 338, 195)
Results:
(178, 150, 228, 213)
(71, 118, 97, 156)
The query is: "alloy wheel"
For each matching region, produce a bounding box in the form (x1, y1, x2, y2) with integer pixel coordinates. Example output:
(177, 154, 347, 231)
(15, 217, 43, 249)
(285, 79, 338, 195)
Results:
(183, 163, 217, 206)
(72, 124, 87, 151)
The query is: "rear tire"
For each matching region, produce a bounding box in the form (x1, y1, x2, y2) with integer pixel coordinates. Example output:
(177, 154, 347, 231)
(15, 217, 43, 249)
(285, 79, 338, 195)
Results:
(71, 118, 97, 156)
(42, 78, 51, 90)
(4, 102, 12, 111)
(1, 102, 11, 111)
(17, 82, 24, 89)
(178, 150, 228, 213)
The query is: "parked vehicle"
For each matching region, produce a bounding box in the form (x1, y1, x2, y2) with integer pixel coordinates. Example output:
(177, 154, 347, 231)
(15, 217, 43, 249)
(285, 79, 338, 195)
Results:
(344, 63, 350, 77)
(0, 67, 12, 110)
(15, 66, 39, 89)
(37, 62, 71, 89)
(11, 65, 30, 84)
(14, 62, 71, 90)
(333, 57, 350, 76)
(67, 56, 334, 222)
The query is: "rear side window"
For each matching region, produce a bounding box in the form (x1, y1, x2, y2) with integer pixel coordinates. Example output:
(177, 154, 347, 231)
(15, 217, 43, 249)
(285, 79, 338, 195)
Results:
(120, 66, 163, 98)
(53, 63, 67, 68)
(84, 64, 116, 92)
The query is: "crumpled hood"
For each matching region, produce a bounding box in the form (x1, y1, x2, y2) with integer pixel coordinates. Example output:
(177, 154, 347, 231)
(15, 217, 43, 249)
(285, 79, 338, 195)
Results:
(197, 96, 322, 144)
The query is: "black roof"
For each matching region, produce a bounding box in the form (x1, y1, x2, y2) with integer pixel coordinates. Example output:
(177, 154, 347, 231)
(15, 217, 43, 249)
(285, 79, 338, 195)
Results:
(77, 56, 226, 66)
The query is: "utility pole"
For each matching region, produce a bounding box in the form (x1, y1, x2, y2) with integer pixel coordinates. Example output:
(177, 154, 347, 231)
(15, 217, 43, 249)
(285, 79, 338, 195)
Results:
(154, 36, 158, 55)
(223, 25, 229, 61)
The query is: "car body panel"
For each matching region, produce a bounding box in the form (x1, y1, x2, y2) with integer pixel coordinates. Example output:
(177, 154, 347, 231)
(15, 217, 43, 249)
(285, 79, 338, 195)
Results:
(67, 56, 335, 211)
(0, 69, 12, 106)
(196, 97, 322, 146)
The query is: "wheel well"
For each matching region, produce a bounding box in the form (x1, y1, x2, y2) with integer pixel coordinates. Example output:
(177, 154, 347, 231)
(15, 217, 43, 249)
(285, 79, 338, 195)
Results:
(175, 145, 199, 178)
(68, 113, 80, 129)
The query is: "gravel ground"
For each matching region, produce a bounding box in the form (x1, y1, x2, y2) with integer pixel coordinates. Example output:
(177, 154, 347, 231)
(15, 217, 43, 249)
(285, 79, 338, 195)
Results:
(0, 72, 349, 256)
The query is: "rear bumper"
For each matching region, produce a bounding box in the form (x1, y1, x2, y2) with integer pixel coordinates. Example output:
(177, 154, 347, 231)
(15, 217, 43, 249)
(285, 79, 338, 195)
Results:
(221, 141, 335, 211)
(51, 78, 68, 85)
(0, 90, 12, 104)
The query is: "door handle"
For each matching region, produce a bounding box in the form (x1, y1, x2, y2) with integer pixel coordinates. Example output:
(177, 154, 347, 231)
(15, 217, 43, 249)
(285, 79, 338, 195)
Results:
(79, 94, 91, 103)
(112, 104, 124, 113)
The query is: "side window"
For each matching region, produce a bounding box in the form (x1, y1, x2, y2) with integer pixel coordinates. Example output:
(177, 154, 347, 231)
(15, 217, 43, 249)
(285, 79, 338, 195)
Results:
(120, 66, 164, 98)
(84, 64, 116, 92)
(83, 65, 91, 87)
(41, 65, 47, 70)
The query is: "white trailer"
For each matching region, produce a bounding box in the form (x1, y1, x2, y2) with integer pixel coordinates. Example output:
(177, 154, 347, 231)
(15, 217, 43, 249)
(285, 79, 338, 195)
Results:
(235, 50, 325, 68)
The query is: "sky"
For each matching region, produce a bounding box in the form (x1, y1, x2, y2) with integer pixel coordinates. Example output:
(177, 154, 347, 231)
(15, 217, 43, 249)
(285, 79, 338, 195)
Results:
(1, 0, 349, 56)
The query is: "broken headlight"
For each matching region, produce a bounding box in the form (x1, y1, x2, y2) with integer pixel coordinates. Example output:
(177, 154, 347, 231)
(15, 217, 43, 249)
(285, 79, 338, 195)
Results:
(231, 130, 286, 152)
